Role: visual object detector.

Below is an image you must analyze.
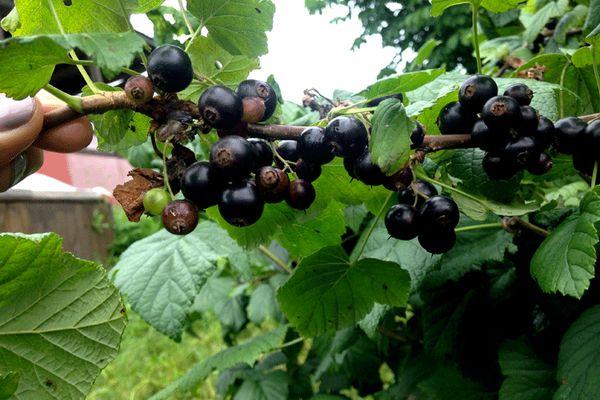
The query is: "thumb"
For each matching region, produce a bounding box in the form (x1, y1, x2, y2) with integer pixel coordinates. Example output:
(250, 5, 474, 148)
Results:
(0, 95, 44, 166)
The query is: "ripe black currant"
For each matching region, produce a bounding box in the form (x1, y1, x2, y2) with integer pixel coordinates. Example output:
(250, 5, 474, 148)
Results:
(366, 93, 403, 107)
(210, 135, 255, 182)
(324, 116, 369, 158)
(526, 152, 553, 175)
(398, 180, 438, 209)
(419, 195, 460, 229)
(572, 150, 595, 176)
(418, 227, 456, 254)
(385, 204, 420, 240)
(584, 120, 600, 153)
(275, 140, 300, 168)
(411, 122, 425, 147)
(256, 166, 289, 203)
(199, 85, 244, 129)
(236, 79, 278, 121)
(162, 200, 199, 235)
(248, 138, 273, 169)
(504, 136, 539, 166)
(353, 148, 387, 186)
(298, 127, 335, 164)
(482, 152, 518, 180)
(503, 83, 533, 106)
(459, 74, 498, 112)
(147, 45, 193, 93)
(181, 161, 222, 209)
(554, 117, 587, 154)
(471, 120, 508, 152)
(124, 76, 154, 104)
(482, 96, 522, 130)
(295, 159, 322, 182)
(343, 156, 358, 179)
(518, 106, 539, 134)
(533, 116, 555, 149)
(437, 101, 477, 135)
(286, 179, 316, 210)
(219, 181, 265, 227)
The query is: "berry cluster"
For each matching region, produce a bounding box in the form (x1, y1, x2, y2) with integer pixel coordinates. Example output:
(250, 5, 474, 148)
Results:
(437, 76, 554, 180)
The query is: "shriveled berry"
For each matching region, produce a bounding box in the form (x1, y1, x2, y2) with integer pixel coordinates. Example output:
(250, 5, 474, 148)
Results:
(437, 101, 477, 135)
(199, 85, 243, 129)
(459, 74, 498, 112)
(324, 116, 369, 158)
(298, 127, 334, 164)
(286, 179, 316, 210)
(504, 83, 533, 106)
(385, 204, 420, 240)
(482, 152, 518, 180)
(295, 159, 322, 182)
(125, 75, 154, 104)
(418, 227, 456, 254)
(527, 152, 553, 175)
(553, 117, 587, 154)
(162, 200, 198, 235)
(219, 181, 264, 226)
(354, 148, 387, 186)
(236, 79, 278, 121)
(398, 180, 438, 208)
(419, 195, 460, 229)
(248, 138, 273, 169)
(256, 166, 289, 203)
(147, 45, 193, 93)
(210, 135, 255, 182)
(482, 96, 522, 130)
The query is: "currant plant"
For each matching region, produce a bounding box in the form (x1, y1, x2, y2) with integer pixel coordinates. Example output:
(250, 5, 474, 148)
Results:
(0, 0, 599, 399)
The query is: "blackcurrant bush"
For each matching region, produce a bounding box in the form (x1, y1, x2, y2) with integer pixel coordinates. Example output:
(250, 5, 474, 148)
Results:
(324, 116, 369, 158)
(518, 106, 539, 134)
(199, 85, 243, 129)
(503, 83, 533, 106)
(210, 135, 255, 182)
(419, 195, 460, 229)
(295, 159, 322, 182)
(459, 74, 498, 112)
(236, 79, 278, 121)
(533, 116, 555, 149)
(482, 96, 522, 130)
(554, 117, 587, 154)
(366, 93, 403, 107)
(124, 75, 154, 104)
(298, 127, 335, 164)
(286, 179, 316, 210)
(275, 140, 300, 168)
(471, 120, 508, 151)
(143, 187, 171, 216)
(354, 148, 387, 186)
(385, 204, 420, 240)
(383, 167, 413, 192)
(482, 152, 518, 180)
(147, 45, 193, 93)
(437, 102, 477, 135)
(344, 156, 358, 179)
(504, 136, 539, 166)
(526, 152, 553, 175)
(219, 181, 264, 227)
(411, 122, 425, 147)
(418, 227, 456, 254)
(181, 161, 222, 209)
(398, 180, 438, 208)
(248, 138, 273, 169)
(162, 200, 198, 235)
(256, 166, 289, 203)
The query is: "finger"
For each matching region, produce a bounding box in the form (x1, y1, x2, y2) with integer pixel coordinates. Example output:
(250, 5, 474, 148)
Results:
(0, 95, 43, 166)
(0, 147, 44, 192)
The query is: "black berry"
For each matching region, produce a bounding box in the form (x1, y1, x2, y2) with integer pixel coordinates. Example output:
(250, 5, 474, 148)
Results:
(344, 156, 358, 179)
(482, 152, 518, 180)
(219, 181, 264, 227)
(298, 127, 334, 164)
(295, 159, 322, 182)
(398, 180, 438, 208)
(324, 116, 369, 158)
(286, 179, 316, 210)
(256, 166, 289, 203)
(248, 138, 273, 169)
(459, 74, 498, 112)
(162, 200, 198, 235)
(411, 122, 425, 147)
(573, 150, 595, 176)
(527, 152, 553, 175)
(275, 140, 300, 168)
(533, 116, 555, 149)
(181, 161, 222, 209)
(437, 101, 477, 135)
(210, 135, 255, 182)
(471, 120, 508, 151)
(147, 45, 193, 93)
(236, 79, 277, 121)
(354, 148, 387, 186)
(504, 83, 533, 106)
(554, 117, 587, 154)
(584, 120, 600, 153)
(518, 106, 539, 134)
(418, 227, 456, 254)
(385, 204, 420, 240)
(199, 85, 243, 129)
(366, 93, 403, 107)
(124, 75, 154, 104)
(504, 136, 539, 166)
(482, 96, 522, 130)
(419, 195, 460, 229)
(383, 167, 413, 192)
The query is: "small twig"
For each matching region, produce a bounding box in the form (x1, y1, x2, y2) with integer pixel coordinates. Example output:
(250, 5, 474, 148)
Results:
(503, 217, 549, 237)
(259, 244, 293, 274)
(277, 337, 305, 349)
(247, 124, 305, 140)
(454, 222, 503, 233)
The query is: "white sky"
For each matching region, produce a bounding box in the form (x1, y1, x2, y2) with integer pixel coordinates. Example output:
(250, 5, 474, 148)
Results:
(132, 0, 401, 104)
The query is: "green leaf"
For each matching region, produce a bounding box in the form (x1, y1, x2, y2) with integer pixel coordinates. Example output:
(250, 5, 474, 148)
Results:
(498, 339, 556, 400)
(113, 221, 250, 340)
(531, 188, 600, 298)
(406, 85, 458, 136)
(370, 99, 414, 175)
(277, 246, 410, 337)
(247, 284, 279, 324)
(0, 233, 125, 399)
(0, 372, 19, 399)
(149, 326, 287, 400)
(136, 0, 165, 13)
(555, 305, 600, 399)
(409, 38, 442, 69)
(358, 303, 390, 339)
(11, 0, 132, 36)
(431, 0, 521, 17)
(520, 0, 570, 43)
(418, 364, 494, 400)
(343, 204, 368, 232)
(583, 0, 600, 35)
(192, 275, 247, 331)
(188, 0, 275, 58)
(181, 35, 259, 102)
(357, 68, 445, 100)
(234, 370, 288, 400)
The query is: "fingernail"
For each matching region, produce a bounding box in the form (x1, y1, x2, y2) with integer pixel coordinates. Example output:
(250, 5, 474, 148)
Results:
(10, 153, 28, 186)
(0, 95, 35, 131)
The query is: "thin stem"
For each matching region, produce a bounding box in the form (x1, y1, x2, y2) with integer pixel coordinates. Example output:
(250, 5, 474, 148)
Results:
(178, 0, 195, 35)
(504, 217, 549, 237)
(338, 106, 377, 115)
(162, 140, 175, 198)
(472, 4, 482, 74)
(591, 44, 600, 104)
(259, 245, 293, 274)
(43, 84, 83, 113)
(69, 59, 140, 76)
(352, 192, 393, 262)
(559, 61, 570, 119)
(277, 337, 305, 349)
(415, 171, 485, 207)
(270, 142, 296, 176)
(194, 73, 219, 87)
(185, 25, 202, 52)
(592, 161, 598, 189)
(455, 222, 502, 233)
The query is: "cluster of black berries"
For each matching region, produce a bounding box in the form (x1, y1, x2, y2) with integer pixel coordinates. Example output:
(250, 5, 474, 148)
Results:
(385, 180, 459, 254)
(556, 118, 600, 176)
(437, 75, 554, 180)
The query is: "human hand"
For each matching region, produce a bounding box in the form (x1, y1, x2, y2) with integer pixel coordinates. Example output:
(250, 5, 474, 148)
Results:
(0, 91, 94, 192)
